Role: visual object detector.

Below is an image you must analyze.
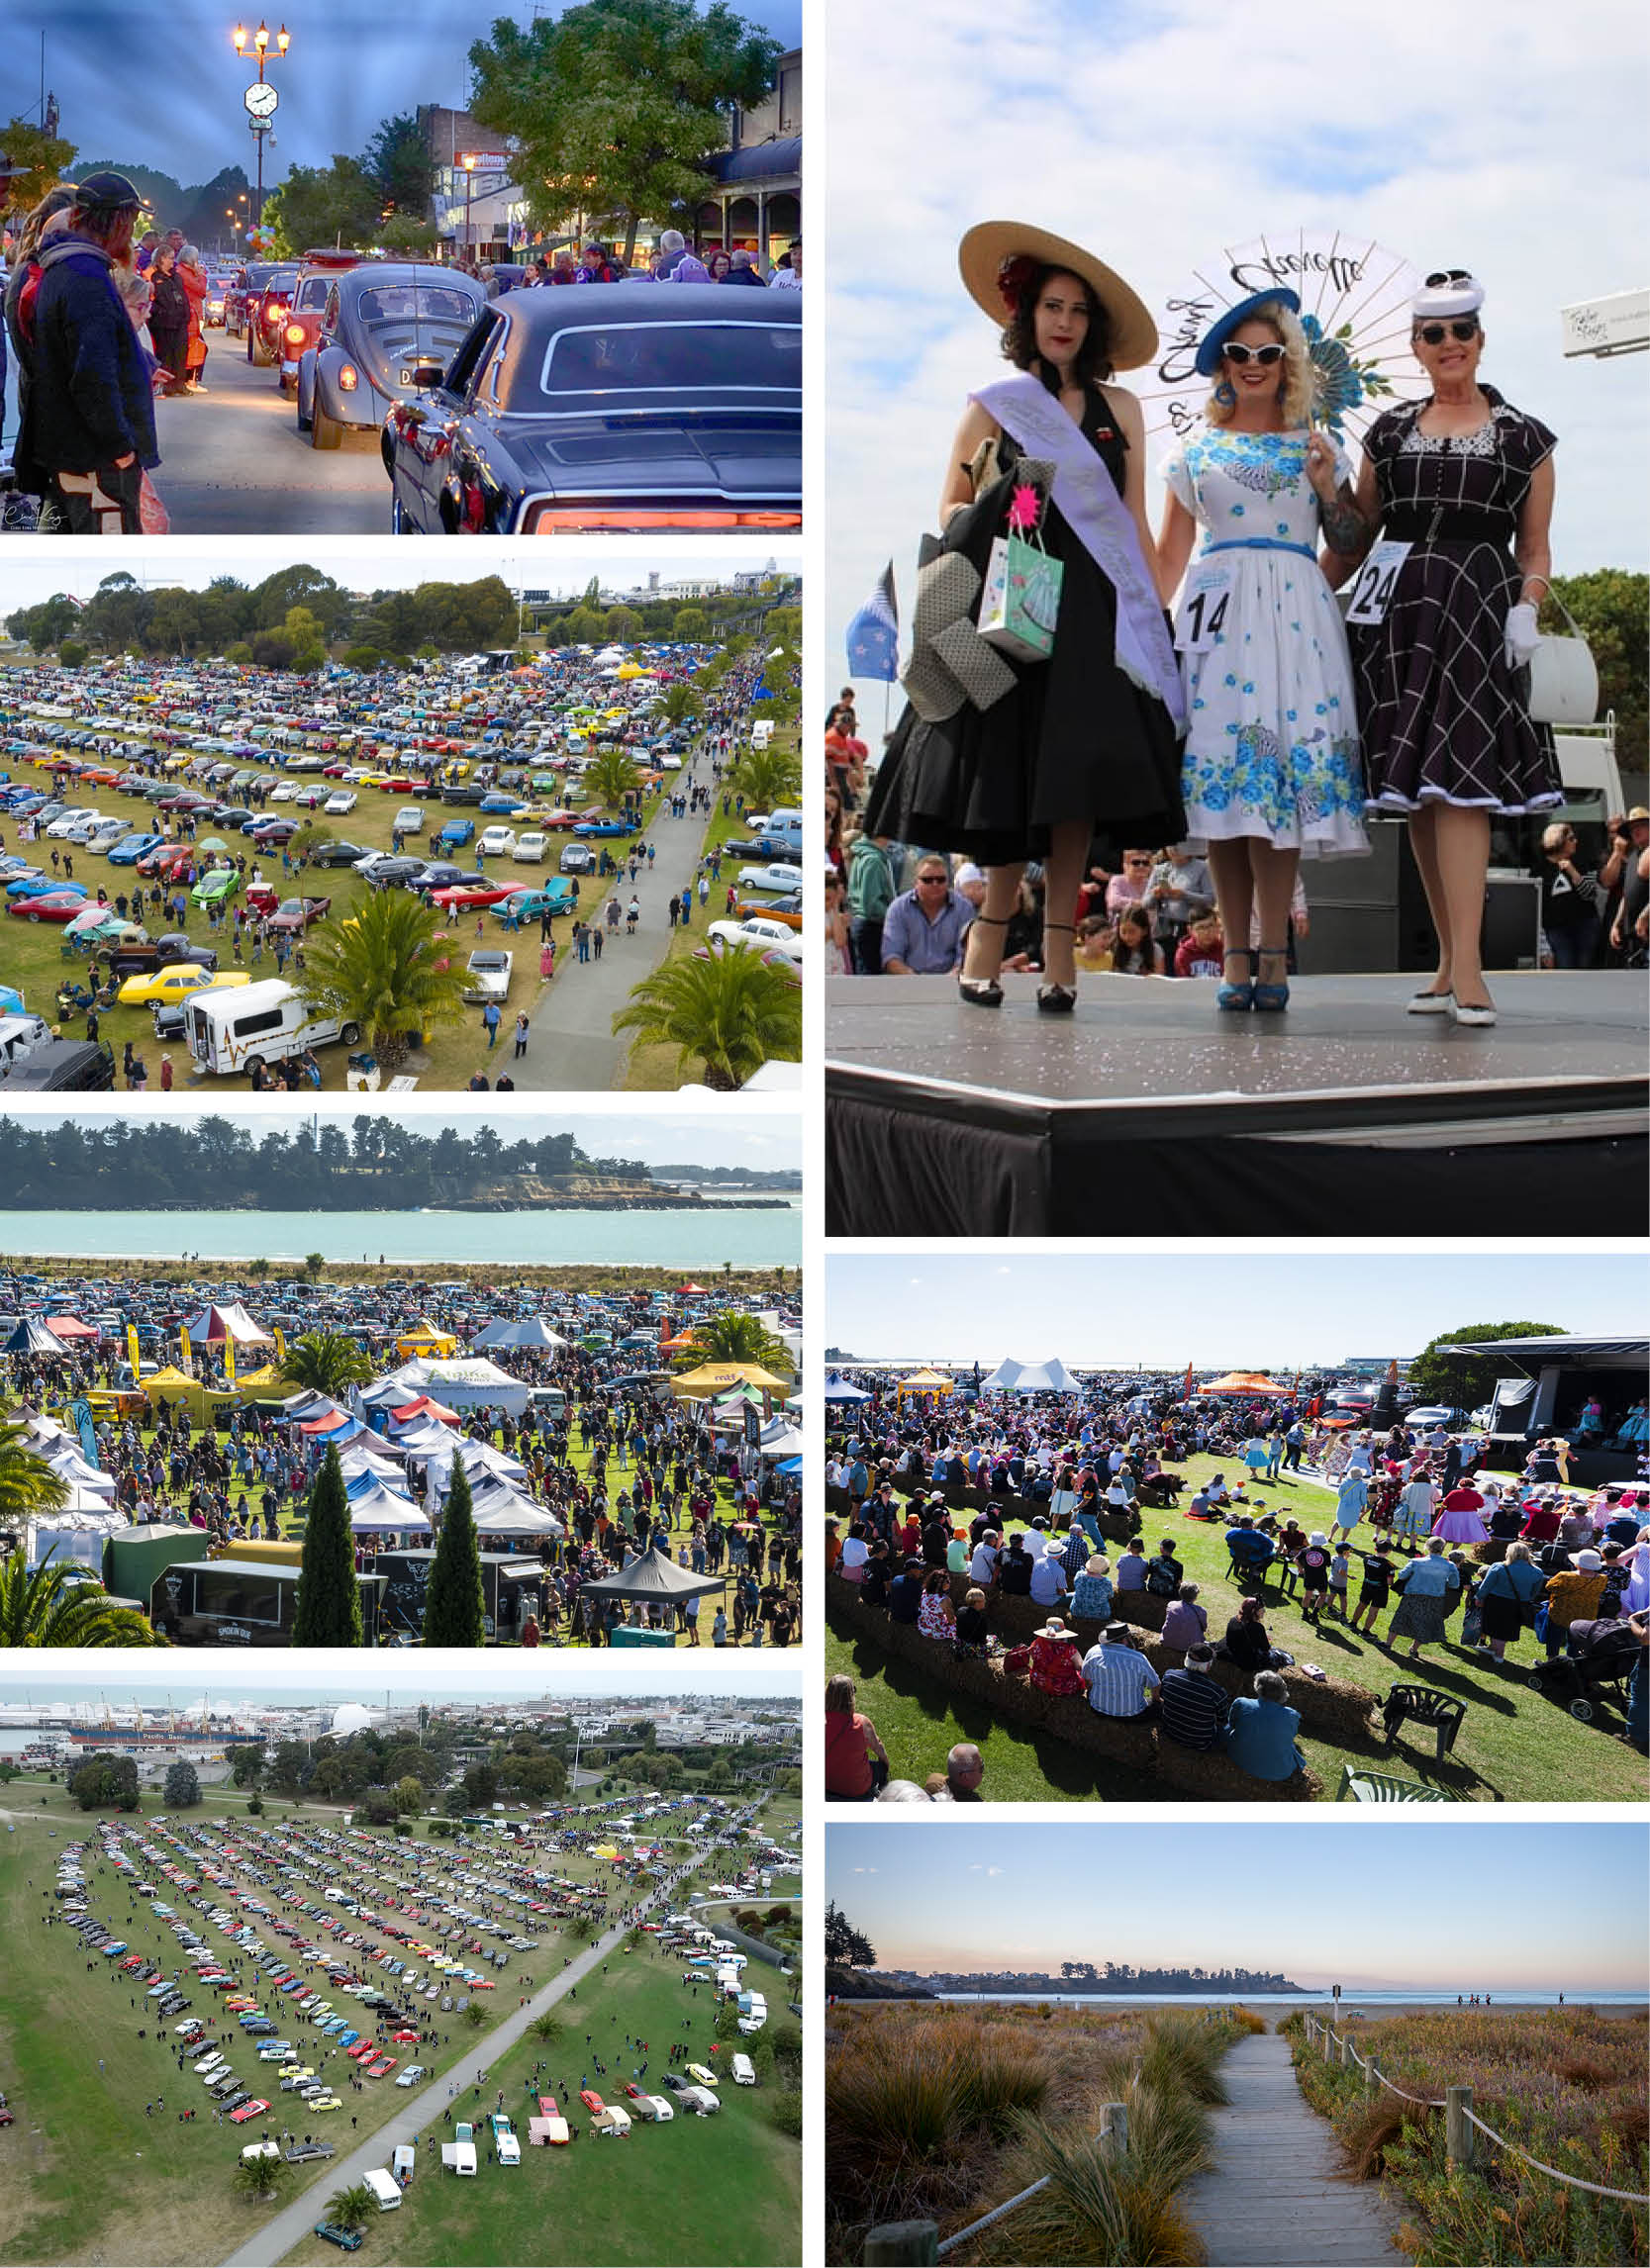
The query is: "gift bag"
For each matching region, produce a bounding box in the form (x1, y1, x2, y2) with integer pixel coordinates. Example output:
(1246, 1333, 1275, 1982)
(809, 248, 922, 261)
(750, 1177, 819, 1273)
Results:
(978, 481, 1062, 663)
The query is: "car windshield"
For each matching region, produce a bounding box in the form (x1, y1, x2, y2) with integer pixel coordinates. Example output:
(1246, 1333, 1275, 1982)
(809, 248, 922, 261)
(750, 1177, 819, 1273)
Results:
(532, 320, 801, 403)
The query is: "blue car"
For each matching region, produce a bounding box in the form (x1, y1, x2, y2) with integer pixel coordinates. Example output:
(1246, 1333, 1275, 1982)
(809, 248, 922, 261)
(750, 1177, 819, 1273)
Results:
(478, 793, 530, 815)
(7, 874, 86, 899)
(438, 817, 474, 849)
(572, 819, 638, 839)
(497, 881, 578, 927)
(108, 832, 164, 866)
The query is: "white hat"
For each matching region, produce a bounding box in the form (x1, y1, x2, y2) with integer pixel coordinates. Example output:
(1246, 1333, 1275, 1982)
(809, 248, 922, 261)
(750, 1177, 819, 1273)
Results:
(1411, 269, 1485, 321)
(954, 862, 985, 886)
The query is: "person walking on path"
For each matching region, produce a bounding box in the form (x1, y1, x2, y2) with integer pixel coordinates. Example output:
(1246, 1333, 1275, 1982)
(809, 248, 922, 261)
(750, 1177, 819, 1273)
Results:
(513, 1012, 530, 1060)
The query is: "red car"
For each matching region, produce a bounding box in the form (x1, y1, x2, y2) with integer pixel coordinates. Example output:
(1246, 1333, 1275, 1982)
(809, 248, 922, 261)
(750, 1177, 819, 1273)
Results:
(346, 2039, 377, 2061)
(365, 2056, 397, 2078)
(578, 2090, 604, 2116)
(8, 891, 88, 922)
(430, 883, 518, 913)
(264, 895, 331, 933)
(228, 2099, 271, 2124)
(247, 265, 300, 369)
(277, 252, 365, 395)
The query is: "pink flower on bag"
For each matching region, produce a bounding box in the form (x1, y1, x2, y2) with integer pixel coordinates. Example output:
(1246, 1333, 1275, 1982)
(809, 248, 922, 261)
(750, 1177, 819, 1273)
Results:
(1007, 484, 1041, 532)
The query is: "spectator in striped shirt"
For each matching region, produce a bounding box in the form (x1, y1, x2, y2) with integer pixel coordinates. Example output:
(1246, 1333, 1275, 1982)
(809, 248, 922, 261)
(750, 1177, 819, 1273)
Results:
(1080, 1624, 1160, 1719)
(1158, 1645, 1231, 1752)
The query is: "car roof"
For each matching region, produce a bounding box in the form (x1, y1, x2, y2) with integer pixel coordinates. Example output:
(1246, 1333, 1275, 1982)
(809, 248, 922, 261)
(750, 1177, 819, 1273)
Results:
(497, 280, 801, 331)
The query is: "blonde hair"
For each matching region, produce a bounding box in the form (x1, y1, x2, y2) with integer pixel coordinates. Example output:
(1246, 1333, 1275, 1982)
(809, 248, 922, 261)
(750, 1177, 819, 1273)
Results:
(1205, 299, 1314, 429)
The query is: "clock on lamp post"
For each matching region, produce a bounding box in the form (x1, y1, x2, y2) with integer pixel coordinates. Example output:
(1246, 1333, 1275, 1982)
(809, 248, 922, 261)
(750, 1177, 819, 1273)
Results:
(244, 81, 278, 120)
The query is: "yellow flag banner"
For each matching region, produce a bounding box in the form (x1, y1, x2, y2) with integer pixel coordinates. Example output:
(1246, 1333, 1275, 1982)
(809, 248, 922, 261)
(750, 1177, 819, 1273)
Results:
(274, 1326, 287, 1367)
(128, 1326, 141, 1374)
(180, 1324, 192, 1371)
(225, 1335, 237, 1385)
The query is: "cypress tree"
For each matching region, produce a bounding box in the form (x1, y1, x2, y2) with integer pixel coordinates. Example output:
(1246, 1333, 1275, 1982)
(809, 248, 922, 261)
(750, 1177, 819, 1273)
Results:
(423, 1455, 485, 1647)
(291, 1443, 363, 1647)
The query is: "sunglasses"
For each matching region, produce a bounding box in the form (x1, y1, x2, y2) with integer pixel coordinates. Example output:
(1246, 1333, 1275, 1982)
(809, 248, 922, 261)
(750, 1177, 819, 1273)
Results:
(1424, 269, 1473, 287)
(1222, 341, 1286, 366)
(1414, 320, 1480, 344)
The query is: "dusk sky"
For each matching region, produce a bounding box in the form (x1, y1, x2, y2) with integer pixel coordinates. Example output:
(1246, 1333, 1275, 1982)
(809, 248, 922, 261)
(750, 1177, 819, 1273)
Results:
(12, 0, 802, 189)
(825, 1251, 1643, 1370)
(829, 1824, 1650, 1992)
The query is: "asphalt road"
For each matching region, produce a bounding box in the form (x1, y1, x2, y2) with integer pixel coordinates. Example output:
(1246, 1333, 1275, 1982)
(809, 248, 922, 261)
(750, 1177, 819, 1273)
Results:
(148, 327, 391, 535)
(508, 787, 722, 1091)
(219, 1874, 683, 2268)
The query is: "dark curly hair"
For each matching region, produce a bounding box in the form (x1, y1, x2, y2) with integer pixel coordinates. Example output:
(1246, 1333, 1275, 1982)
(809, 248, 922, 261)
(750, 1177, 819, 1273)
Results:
(999, 258, 1114, 394)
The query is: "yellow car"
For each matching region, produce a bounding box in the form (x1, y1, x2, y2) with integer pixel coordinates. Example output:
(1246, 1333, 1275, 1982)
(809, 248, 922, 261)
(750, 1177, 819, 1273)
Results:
(311, 2095, 342, 2113)
(116, 965, 251, 1009)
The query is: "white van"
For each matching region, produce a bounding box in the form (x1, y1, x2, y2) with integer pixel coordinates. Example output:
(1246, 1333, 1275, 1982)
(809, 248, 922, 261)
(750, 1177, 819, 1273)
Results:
(362, 2167, 402, 2212)
(0, 1013, 51, 1070)
(749, 719, 775, 749)
(730, 2053, 756, 2087)
(185, 979, 358, 1077)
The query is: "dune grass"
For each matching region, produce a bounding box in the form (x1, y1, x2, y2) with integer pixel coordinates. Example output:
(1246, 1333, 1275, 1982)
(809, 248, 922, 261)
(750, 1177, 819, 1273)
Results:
(1282, 2008, 1649, 2266)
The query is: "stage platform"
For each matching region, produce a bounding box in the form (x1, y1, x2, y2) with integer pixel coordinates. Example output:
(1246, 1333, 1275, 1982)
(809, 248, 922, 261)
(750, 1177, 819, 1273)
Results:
(826, 970, 1649, 1236)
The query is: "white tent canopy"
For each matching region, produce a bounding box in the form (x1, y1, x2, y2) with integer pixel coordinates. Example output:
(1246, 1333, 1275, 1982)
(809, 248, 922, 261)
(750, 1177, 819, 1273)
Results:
(466, 1477, 564, 1537)
(416, 1436, 530, 1487)
(346, 1481, 429, 1534)
(471, 1318, 568, 1352)
(378, 1357, 530, 1417)
(756, 1422, 805, 1459)
(978, 1358, 1080, 1395)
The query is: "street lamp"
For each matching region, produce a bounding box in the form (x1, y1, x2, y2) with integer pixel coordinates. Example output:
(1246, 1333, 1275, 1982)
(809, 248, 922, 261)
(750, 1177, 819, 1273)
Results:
(232, 19, 289, 230)
(459, 152, 478, 266)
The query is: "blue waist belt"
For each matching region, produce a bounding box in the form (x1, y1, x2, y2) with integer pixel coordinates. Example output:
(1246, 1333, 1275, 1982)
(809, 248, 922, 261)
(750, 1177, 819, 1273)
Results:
(1203, 538, 1317, 559)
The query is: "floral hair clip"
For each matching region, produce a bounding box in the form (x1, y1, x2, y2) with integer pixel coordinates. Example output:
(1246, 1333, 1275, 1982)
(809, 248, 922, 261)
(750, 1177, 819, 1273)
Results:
(998, 252, 1038, 313)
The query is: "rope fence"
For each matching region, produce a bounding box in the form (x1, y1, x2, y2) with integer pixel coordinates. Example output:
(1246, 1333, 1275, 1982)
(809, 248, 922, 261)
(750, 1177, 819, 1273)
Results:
(1300, 2015, 1649, 2207)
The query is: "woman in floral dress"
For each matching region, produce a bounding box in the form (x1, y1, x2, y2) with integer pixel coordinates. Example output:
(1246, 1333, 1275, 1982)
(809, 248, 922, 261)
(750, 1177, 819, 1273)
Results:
(1156, 290, 1368, 1010)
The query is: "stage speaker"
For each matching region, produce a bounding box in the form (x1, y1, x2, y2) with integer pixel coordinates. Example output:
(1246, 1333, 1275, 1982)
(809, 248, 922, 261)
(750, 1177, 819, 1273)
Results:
(1302, 826, 1540, 973)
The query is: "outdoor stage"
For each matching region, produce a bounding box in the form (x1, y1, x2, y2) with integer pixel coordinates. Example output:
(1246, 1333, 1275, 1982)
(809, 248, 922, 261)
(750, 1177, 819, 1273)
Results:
(826, 970, 1649, 1236)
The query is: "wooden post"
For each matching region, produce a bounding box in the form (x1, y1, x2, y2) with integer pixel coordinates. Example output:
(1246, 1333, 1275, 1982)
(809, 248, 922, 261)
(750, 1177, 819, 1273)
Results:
(1322, 2022, 1333, 2063)
(1366, 2056, 1381, 2098)
(1446, 2086, 1474, 2168)
(865, 2223, 939, 2265)
(1339, 2032, 1350, 2068)
(1099, 2102, 1128, 2155)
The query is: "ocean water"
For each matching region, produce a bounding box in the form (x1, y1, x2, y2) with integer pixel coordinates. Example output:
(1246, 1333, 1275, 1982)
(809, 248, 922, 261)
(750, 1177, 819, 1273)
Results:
(0, 1204, 801, 1270)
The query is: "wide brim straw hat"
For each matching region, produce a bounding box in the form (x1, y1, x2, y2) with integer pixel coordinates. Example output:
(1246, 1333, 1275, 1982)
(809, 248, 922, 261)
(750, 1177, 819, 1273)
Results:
(1034, 1616, 1074, 1641)
(958, 221, 1159, 372)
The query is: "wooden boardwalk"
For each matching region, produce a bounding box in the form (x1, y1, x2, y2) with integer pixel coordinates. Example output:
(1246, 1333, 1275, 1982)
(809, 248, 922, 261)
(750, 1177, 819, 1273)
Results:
(1183, 2031, 1411, 2266)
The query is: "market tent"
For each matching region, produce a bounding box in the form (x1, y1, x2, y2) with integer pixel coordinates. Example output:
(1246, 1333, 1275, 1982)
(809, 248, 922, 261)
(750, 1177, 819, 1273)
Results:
(385, 1395, 461, 1427)
(381, 1357, 530, 1418)
(179, 1301, 273, 1346)
(978, 1358, 1079, 1395)
(671, 1363, 790, 1399)
(466, 1479, 563, 1537)
(344, 1475, 427, 1533)
(1197, 1370, 1293, 1397)
(896, 1368, 954, 1400)
(145, 1367, 230, 1419)
(577, 1550, 724, 1605)
(675, 1282, 711, 1296)
(823, 1374, 869, 1403)
(4, 1317, 71, 1355)
(45, 1315, 98, 1341)
(416, 1435, 529, 1487)
(335, 1439, 407, 1483)
(755, 1423, 805, 1459)
(470, 1318, 567, 1352)
(232, 1363, 285, 1395)
(395, 1318, 458, 1359)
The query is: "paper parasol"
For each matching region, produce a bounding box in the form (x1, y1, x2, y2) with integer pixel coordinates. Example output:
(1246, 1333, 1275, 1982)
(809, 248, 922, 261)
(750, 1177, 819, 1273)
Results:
(1140, 228, 1429, 450)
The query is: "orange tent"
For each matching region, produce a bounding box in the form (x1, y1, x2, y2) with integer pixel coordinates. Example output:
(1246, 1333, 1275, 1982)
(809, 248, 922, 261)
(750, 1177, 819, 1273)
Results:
(1197, 1370, 1292, 1397)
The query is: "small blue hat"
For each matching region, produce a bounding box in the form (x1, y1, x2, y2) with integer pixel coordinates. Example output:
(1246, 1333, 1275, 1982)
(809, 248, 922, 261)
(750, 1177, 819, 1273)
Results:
(1194, 288, 1302, 376)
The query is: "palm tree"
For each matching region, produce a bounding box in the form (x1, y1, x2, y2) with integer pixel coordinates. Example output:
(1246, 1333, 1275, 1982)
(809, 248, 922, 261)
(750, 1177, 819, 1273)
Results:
(656, 681, 703, 731)
(232, 2154, 293, 2206)
(584, 746, 642, 815)
(613, 950, 800, 1089)
(531, 2012, 564, 2043)
(732, 743, 802, 811)
(0, 1547, 160, 1647)
(673, 1309, 792, 1373)
(325, 2183, 376, 2232)
(0, 1417, 69, 1530)
(300, 887, 471, 1075)
(281, 1329, 371, 1399)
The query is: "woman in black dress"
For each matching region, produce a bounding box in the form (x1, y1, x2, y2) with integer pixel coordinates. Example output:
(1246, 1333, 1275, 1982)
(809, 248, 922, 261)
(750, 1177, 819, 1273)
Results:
(863, 222, 1185, 1010)
(1328, 272, 1560, 1026)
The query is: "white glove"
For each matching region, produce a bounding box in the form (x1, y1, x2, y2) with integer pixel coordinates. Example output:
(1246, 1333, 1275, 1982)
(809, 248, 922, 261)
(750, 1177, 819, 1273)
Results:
(1504, 602, 1541, 669)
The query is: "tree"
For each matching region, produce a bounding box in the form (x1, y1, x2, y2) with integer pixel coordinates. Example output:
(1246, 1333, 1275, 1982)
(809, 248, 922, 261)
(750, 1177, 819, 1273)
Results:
(1406, 1320, 1566, 1409)
(1543, 570, 1647, 763)
(233, 2153, 293, 2206)
(304, 1252, 327, 1282)
(732, 741, 802, 811)
(584, 746, 643, 814)
(163, 1759, 201, 1808)
(362, 111, 435, 219)
(531, 2012, 564, 2042)
(468, 0, 781, 264)
(656, 680, 703, 730)
(613, 948, 799, 1088)
(1, 118, 77, 219)
(674, 1307, 791, 1374)
(268, 1739, 309, 1798)
(0, 1416, 69, 1529)
(825, 1901, 876, 1969)
(292, 1444, 363, 1648)
(263, 156, 383, 257)
(672, 607, 708, 642)
(393, 1775, 425, 1816)
(230, 1739, 266, 1791)
(325, 2183, 377, 2233)
(423, 1457, 485, 1647)
(281, 1329, 371, 1399)
(0, 1547, 159, 1648)
(301, 887, 471, 1076)
(57, 639, 90, 670)
(377, 212, 437, 255)
(605, 605, 642, 643)
(69, 1752, 141, 1812)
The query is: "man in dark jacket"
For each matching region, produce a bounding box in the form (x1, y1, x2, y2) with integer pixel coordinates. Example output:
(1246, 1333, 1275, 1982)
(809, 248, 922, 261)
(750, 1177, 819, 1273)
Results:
(721, 249, 767, 287)
(23, 171, 156, 530)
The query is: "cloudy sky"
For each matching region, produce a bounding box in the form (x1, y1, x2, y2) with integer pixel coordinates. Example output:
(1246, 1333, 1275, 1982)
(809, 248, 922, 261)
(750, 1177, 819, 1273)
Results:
(0, 540, 800, 616)
(825, 1249, 1642, 1368)
(829, 1823, 1649, 1990)
(18, 0, 801, 188)
(825, 0, 1650, 669)
(0, 1655, 801, 1705)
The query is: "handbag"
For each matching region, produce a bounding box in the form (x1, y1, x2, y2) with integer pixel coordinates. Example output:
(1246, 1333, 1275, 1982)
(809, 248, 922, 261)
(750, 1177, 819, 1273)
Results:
(1532, 1601, 1551, 1644)
(1525, 594, 1599, 725)
(979, 477, 1062, 664)
(1461, 1605, 1484, 1647)
(1002, 1644, 1032, 1677)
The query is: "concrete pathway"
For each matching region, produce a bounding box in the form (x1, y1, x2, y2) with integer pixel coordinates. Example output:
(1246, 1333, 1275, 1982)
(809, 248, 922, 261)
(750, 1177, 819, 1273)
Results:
(510, 770, 725, 1091)
(220, 1879, 676, 2266)
(1182, 2031, 1410, 2267)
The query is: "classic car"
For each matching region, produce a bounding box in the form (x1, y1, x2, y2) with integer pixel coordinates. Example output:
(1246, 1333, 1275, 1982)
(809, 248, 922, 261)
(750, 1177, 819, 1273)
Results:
(461, 948, 513, 1003)
(245, 265, 300, 366)
(381, 282, 802, 534)
(275, 250, 366, 396)
(296, 263, 487, 448)
(262, 895, 331, 934)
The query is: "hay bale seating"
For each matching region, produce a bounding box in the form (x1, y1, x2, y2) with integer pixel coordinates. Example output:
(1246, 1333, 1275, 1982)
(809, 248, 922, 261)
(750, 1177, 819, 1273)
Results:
(826, 1570, 1321, 1800)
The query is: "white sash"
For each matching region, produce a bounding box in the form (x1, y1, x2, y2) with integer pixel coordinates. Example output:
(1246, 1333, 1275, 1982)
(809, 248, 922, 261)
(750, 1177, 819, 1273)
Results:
(972, 373, 1187, 733)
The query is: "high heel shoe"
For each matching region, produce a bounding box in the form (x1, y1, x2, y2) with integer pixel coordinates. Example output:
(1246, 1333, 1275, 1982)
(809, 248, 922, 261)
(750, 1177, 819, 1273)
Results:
(957, 913, 1010, 1007)
(1036, 921, 1077, 1013)
(1253, 944, 1291, 1012)
(1216, 949, 1256, 1012)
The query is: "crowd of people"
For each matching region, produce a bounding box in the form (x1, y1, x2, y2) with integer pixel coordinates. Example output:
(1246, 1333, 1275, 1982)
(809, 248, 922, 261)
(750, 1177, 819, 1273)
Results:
(824, 1370, 1650, 1790)
(825, 227, 1649, 1019)
(470, 230, 799, 294)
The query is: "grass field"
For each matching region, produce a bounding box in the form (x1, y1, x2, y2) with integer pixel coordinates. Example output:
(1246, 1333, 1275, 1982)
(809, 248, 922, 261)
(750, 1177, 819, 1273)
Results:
(0, 710, 674, 1091)
(825, 1454, 1647, 1804)
(279, 1944, 802, 2268)
(0, 1791, 799, 2266)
